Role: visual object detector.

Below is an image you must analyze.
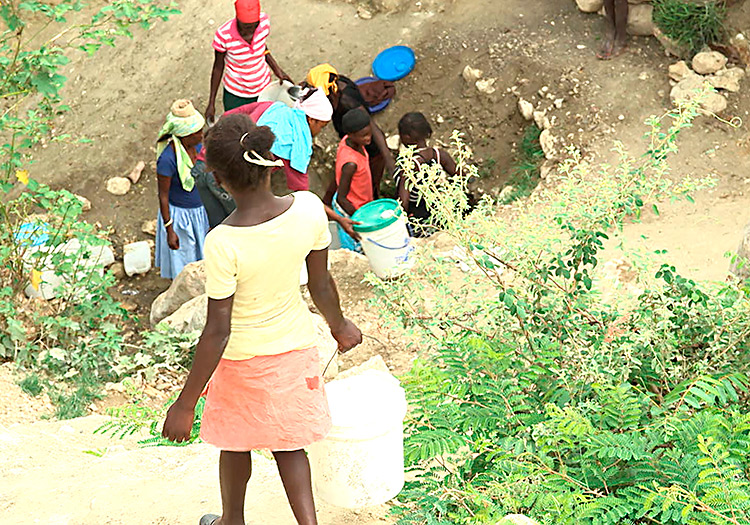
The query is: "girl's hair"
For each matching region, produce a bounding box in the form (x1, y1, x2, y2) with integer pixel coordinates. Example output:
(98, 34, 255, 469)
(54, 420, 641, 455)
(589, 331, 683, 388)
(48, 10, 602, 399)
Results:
(398, 112, 433, 139)
(204, 113, 276, 190)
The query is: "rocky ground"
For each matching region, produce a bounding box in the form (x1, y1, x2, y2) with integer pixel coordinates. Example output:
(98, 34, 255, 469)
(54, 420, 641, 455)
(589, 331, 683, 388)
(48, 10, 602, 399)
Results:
(3, 0, 750, 522)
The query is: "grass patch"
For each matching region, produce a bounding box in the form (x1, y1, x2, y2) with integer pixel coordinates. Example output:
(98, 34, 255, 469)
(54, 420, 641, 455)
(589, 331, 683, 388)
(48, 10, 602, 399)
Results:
(49, 381, 102, 420)
(499, 124, 545, 204)
(18, 373, 44, 397)
(653, 0, 726, 57)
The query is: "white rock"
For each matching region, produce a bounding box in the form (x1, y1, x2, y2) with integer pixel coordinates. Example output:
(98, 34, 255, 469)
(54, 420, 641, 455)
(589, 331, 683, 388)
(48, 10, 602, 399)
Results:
(518, 99, 534, 120)
(533, 110, 550, 130)
(692, 51, 728, 75)
(141, 219, 157, 237)
(74, 194, 91, 212)
(356, 5, 373, 19)
(539, 129, 558, 160)
(162, 293, 207, 334)
(385, 135, 401, 150)
(553, 98, 564, 109)
(539, 160, 556, 180)
(462, 65, 483, 83)
(668, 60, 692, 82)
(576, 0, 603, 13)
(150, 261, 206, 325)
(626, 3, 653, 36)
(123, 241, 151, 277)
(106, 177, 131, 196)
(670, 73, 727, 114)
(707, 67, 745, 92)
(475, 78, 496, 95)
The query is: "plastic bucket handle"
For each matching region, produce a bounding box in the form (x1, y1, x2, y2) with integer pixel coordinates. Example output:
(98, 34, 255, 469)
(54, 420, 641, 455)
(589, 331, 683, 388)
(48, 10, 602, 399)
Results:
(365, 237, 410, 251)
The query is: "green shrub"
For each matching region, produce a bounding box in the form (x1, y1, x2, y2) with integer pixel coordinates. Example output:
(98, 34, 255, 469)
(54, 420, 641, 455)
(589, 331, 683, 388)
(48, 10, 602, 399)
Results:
(653, 0, 727, 56)
(370, 94, 750, 524)
(500, 124, 544, 204)
(18, 373, 44, 397)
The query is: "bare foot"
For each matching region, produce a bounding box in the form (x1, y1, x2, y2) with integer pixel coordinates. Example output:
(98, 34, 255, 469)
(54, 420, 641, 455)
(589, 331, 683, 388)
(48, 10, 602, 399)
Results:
(597, 36, 615, 60)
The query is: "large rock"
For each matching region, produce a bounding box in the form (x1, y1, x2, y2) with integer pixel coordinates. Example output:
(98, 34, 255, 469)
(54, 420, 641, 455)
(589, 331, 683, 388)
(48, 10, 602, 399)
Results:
(576, 0, 603, 13)
(707, 67, 745, 93)
(518, 98, 534, 121)
(161, 303, 340, 379)
(626, 3, 654, 36)
(162, 293, 207, 334)
(539, 129, 559, 160)
(668, 60, 692, 82)
(670, 73, 727, 115)
(692, 51, 728, 75)
(150, 260, 206, 325)
(106, 177, 131, 196)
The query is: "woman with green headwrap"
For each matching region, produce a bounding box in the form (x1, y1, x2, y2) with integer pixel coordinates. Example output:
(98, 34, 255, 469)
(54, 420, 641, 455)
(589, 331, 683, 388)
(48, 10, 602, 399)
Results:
(155, 99, 210, 279)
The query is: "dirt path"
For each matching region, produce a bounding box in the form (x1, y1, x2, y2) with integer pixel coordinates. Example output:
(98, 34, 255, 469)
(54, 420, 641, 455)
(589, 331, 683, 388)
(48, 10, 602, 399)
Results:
(0, 415, 391, 524)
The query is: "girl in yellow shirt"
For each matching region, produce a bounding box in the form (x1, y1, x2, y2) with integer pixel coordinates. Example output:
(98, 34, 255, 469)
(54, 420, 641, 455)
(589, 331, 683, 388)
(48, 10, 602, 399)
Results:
(162, 113, 362, 525)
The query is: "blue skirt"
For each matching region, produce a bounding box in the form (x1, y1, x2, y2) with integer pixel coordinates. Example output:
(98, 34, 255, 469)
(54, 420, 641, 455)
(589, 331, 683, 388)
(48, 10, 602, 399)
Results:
(155, 204, 209, 279)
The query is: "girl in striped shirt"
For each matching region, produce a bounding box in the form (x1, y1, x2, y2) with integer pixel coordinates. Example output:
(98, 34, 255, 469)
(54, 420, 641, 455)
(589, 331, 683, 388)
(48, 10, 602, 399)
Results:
(205, 0, 291, 123)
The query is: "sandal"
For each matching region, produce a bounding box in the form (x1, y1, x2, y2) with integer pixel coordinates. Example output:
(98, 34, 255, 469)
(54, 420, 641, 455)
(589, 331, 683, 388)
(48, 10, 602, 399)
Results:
(200, 515, 220, 525)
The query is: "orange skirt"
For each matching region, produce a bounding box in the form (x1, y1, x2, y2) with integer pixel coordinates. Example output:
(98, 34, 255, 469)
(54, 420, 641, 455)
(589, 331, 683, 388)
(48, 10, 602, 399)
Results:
(200, 347, 331, 452)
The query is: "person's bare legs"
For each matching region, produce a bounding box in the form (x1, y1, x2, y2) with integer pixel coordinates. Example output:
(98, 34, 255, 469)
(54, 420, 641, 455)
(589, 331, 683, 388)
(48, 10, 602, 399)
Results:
(598, 0, 628, 59)
(214, 451, 252, 525)
(272, 450, 318, 525)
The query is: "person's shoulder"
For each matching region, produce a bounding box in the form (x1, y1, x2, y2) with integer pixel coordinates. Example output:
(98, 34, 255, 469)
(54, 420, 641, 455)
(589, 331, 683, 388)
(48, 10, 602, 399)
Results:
(215, 19, 234, 36)
(157, 144, 177, 169)
(259, 12, 270, 26)
(205, 225, 235, 249)
(293, 190, 322, 206)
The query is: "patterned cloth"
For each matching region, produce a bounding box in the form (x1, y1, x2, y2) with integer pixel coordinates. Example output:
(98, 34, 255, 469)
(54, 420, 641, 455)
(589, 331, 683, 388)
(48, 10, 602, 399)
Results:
(213, 14, 272, 98)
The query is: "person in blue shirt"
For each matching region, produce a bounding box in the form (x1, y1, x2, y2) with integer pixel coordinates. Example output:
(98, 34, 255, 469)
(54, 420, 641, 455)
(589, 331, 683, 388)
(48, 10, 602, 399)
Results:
(155, 100, 210, 279)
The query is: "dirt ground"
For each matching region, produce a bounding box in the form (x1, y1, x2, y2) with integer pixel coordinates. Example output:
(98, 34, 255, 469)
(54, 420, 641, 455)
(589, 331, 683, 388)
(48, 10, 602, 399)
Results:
(4, 0, 750, 522)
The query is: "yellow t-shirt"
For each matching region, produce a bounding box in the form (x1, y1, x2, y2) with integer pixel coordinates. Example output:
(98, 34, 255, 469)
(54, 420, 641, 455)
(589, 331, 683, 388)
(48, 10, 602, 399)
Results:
(204, 191, 332, 360)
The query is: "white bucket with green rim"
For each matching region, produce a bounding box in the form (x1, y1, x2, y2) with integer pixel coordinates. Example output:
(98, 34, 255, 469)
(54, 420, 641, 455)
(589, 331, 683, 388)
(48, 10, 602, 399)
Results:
(352, 199, 413, 279)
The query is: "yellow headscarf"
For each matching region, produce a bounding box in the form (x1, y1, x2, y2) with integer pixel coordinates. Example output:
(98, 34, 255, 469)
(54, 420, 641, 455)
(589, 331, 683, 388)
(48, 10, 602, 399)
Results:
(306, 64, 339, 96)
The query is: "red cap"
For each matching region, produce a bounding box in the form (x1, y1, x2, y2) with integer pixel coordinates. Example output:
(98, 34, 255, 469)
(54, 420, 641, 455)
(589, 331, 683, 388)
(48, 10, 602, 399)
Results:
(235, 0, 260, 23)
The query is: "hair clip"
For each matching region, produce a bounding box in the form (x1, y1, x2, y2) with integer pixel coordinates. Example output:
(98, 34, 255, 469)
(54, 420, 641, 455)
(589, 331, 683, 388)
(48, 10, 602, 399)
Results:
(243, 150, 284, 167)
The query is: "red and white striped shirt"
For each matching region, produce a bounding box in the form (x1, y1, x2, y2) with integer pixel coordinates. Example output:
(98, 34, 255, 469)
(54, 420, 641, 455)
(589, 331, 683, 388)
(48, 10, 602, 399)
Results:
(213, 13, 272, 98)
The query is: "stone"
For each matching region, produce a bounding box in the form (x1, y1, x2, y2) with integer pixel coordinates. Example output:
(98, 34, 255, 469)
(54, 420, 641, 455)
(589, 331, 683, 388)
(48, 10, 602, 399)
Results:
(668, 60, 692, 82)
(518, 98, 534, 121)
(707, 67, 745, 93)
(110, 262, 125, 280)
(539, 160, 556, 180)
(626, 3, 653, 37)
(127, 160, 146, 184)
(106, 176, 131, 196)
(141, 219, 157, 237)
(692, 51, 728, 75)
(475, 78, 496, 95)
(150, 260, 206, 325)
(385, 134, 400, 150)
(539, 129, 558, 160)
(670, 73, 728, 115)
(74, 194, 91, 212)
(730, 221, 750, 280)
(356, 5, 373, 19)
(462, 65, 483, 83)
(533, 110, 550, 130)
(497, 515, 541, 525)
(161, 293, 207, 334)
(123, 241, 151, 277)
(575, 0, 603, 13)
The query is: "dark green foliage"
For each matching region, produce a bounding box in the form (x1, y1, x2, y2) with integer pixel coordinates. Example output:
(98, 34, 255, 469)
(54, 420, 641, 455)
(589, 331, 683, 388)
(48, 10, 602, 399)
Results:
(18, 373, 44, 397)
(500, 124, 544, 204)
(653, 0, 727, 56)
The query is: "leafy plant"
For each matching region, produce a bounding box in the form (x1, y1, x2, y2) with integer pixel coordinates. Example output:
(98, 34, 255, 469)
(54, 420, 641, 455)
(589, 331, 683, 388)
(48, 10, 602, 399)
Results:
(370, 94, 750, 524)
(499, 124, 544, 204)
(18, 372, 44, 396)
(653, 0, 727, 56)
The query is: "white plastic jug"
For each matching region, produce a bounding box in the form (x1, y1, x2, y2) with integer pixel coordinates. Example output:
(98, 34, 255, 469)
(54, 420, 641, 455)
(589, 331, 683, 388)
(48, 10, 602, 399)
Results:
(352, 199, 414, 279)
(309, 369, 408, 509)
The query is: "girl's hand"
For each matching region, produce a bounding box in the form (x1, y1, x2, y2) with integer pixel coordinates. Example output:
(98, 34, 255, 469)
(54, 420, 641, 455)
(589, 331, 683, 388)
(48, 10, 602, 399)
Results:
(337, 216, 361, 241)
(331, 318, 362, 353)
(167, 228, 180, 250)
(162, 400, 195, 443)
